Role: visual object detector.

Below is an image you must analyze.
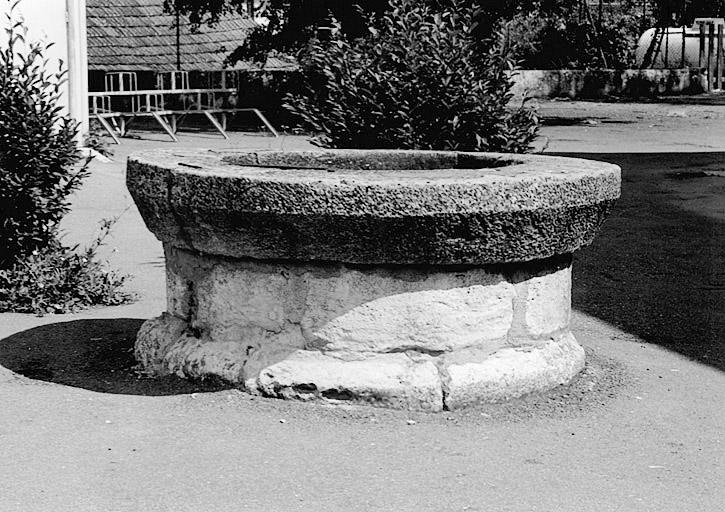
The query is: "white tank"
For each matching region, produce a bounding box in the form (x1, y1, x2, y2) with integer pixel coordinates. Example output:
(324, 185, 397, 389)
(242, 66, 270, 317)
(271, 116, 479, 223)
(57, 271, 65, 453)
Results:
(635, 18, 725, 68)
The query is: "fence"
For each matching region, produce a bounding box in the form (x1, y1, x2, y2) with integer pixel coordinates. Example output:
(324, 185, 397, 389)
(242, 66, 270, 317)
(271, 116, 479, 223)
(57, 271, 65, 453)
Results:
(640, 20, 725, 92)
(698, 22, 725, 90)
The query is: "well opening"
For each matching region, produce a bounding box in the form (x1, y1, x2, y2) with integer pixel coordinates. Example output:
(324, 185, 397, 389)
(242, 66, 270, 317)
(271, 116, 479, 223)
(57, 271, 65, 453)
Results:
(221, 150, 523, 171)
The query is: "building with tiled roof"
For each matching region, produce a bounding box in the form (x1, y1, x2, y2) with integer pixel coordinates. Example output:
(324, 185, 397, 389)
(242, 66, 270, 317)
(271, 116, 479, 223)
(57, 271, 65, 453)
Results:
(86, 0, 257, 73)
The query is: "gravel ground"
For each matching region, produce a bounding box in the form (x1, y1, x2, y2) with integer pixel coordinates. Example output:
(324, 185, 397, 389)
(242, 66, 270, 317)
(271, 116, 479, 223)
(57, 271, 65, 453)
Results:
(0, 101, 723, 511)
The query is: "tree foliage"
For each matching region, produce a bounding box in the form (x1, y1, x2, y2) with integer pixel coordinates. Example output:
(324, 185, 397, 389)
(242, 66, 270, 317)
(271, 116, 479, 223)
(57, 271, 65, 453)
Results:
(502, 0, 645, 69)
(653, 0, 725, 26)
(169, 0, 725, 35)
(226, 1, 390, 65)
(168, 0, 513, 65)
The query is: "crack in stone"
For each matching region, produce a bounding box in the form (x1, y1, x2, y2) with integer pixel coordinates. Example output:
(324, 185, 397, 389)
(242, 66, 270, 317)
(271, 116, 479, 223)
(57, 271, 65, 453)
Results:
(433, 358, 452, 411)
(292, 383, 317, 394)
(165, 171, 196, 251)
(185, 279, 196, 324)
(385, 346, 446, 357)
(321, 388, 355, 401)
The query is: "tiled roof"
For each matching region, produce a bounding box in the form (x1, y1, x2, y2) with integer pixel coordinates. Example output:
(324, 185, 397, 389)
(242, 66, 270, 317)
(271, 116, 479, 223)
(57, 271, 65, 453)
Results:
(87, 0, 261, 72)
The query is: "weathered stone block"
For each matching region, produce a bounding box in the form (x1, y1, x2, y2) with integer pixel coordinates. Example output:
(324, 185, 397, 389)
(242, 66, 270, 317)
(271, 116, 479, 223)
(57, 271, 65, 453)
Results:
(315, 283, 514, 354)
(443, 332, 585, 409)
(134, 313, 187, 372)
(522, 266, 571, 337)
(163, 335, 248, 383)
(257, 350, 444, 411)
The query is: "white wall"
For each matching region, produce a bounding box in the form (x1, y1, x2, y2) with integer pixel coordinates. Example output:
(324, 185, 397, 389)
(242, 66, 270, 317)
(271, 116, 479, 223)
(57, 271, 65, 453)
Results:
(0, 0, 88, 134)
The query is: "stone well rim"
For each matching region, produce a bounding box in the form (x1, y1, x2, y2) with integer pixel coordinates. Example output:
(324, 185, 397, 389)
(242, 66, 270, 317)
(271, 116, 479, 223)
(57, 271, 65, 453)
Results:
(127, 149, 621, 266)
(130, 148, 620, 191)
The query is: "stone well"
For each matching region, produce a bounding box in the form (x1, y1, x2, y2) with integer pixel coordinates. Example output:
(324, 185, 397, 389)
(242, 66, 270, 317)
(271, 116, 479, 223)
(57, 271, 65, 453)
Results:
(127, 149, 620, 411)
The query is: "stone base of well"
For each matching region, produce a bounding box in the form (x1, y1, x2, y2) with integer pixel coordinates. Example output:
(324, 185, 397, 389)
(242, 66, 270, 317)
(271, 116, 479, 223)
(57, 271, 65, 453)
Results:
(135, 246, 584, 411)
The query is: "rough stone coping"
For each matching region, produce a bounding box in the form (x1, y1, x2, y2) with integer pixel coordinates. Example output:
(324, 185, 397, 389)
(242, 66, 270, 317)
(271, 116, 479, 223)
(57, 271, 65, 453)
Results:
(127, 149, 621, 265)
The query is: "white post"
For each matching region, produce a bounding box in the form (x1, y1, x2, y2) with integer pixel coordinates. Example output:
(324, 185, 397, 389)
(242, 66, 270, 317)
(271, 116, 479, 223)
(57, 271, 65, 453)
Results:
(66, 0, 89, 136)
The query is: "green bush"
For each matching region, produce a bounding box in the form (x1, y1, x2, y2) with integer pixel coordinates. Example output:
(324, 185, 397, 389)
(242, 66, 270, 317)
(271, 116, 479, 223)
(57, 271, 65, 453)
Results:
(0, 218, 133, 314)
(0, 11, 86, 267)
(0, 3, 132, 314)
(284, 0, 539, 153)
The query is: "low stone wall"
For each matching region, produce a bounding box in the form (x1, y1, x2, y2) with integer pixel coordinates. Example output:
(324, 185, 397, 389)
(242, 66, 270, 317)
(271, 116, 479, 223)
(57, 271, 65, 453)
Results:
(139, 248, 580, 411)
(509, 69, 706, 100)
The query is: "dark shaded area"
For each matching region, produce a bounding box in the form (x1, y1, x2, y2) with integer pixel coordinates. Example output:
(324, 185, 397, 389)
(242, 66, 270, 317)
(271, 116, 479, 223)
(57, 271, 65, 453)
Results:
(541, 117, 635, 127)
(556, 151, 725, 371)
(0, 319, 233, 395)
(560, 95, 725, 106)
(620, 94, 725, 106)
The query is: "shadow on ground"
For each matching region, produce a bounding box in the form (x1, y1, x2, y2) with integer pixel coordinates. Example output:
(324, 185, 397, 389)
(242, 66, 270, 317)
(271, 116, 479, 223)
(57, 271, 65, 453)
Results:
(0, 318, 232, 395)
(540, 116, 635, 126)
(559, 151, 725, 371)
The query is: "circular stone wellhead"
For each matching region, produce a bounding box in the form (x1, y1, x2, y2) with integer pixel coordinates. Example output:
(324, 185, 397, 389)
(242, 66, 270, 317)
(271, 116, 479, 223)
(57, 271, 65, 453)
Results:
(127, 149, 621, 411)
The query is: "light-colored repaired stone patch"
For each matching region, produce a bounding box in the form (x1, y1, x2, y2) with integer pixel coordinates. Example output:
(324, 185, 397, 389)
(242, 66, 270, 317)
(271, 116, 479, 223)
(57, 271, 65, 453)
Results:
(522, 266, 571, 337)
(193, 263, 301, 345)
(298, 266, 506, 347)
(443, 332, 585, 409)
(314, 284, 514, 354)
(256, 350, 444, 411)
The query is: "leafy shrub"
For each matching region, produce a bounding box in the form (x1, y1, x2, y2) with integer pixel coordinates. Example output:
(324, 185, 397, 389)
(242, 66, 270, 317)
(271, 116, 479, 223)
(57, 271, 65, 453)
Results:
(0, 8, 86, 267)
(284, 0, 539, 153)
(0, 218, 133, 315)
(0, 3, 132, 314)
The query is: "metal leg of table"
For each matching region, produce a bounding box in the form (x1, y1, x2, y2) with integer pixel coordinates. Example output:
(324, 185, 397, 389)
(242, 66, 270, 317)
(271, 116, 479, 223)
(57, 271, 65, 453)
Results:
(204, 111, 229, 140)
(252, 109, 279, 137)
(152, 112, 179, 142)
(95, 116, 120, 145)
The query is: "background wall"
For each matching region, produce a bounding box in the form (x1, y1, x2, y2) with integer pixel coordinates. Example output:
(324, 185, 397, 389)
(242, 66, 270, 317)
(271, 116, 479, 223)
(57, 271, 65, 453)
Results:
(0, 0, 88, 134)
